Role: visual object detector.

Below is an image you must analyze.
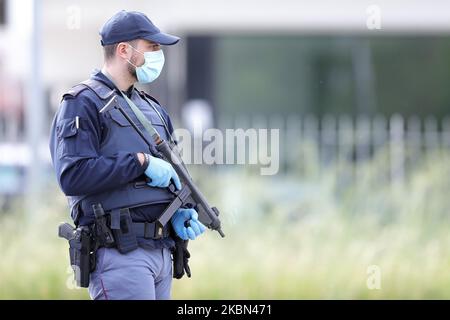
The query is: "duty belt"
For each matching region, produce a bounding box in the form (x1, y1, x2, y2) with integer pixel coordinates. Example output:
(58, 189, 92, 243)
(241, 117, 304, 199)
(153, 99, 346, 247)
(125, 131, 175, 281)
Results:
(132, 221, 171, 239)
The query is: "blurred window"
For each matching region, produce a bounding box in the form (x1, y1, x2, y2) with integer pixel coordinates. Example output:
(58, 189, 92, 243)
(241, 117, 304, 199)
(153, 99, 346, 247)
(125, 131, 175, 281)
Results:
(187, 35, 450, 119)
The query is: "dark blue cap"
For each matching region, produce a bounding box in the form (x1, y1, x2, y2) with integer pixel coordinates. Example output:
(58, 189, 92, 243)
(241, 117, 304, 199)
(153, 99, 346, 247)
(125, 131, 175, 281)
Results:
(99, 10, 180, 46)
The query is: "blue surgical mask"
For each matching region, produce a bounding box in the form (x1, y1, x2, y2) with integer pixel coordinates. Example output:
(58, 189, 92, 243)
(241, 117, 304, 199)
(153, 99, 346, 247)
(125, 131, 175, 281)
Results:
(127, 45, 165, 84)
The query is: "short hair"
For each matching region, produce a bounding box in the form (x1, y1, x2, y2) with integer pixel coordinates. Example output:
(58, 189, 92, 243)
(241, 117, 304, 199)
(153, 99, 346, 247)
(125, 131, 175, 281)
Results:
(103, 40, 138, 61)
(103, 43, 119, 60)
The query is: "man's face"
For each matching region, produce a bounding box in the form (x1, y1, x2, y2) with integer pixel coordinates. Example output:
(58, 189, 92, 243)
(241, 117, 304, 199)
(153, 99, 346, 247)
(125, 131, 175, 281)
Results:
(127, 39, 161, 80)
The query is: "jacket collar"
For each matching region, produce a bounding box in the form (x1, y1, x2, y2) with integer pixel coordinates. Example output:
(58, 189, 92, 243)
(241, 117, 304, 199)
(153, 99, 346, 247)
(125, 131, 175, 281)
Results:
(90, 68, 135, 97)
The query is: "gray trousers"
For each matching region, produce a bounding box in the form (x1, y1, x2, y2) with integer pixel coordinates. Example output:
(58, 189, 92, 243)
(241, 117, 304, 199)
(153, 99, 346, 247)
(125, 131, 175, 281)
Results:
(89, 246, 173, 300)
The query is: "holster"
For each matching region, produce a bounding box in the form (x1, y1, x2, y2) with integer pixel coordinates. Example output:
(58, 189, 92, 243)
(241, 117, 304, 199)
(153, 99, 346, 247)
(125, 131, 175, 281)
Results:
(58, 223, 96, 288)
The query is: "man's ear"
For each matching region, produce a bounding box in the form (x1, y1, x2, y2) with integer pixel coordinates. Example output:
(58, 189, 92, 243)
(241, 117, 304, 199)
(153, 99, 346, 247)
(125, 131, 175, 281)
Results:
(116, 42, 130, 60)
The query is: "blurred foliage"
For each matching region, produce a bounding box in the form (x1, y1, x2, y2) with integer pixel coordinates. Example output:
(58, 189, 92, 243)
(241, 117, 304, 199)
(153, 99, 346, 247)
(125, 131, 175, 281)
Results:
(1, 147, 450, 299)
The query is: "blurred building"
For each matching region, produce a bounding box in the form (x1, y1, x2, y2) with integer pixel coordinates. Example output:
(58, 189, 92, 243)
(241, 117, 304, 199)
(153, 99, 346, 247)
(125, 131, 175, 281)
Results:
(1, 0, 450, 130)
(0, 0, 450, 163)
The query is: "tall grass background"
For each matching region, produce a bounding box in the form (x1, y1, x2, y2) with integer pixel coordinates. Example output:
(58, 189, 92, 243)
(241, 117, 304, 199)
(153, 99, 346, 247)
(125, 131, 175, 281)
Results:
(1, 143, 450, 299)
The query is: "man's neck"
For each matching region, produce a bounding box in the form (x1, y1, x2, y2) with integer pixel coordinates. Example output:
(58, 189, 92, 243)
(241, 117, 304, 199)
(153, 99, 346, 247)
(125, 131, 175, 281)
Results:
(101, 65, 134, 92)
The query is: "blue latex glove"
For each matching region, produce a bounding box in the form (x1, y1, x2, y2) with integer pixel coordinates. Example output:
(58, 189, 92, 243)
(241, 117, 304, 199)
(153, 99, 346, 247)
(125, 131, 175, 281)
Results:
(144, 155, 182, 190)
(171, 208, 207, 240)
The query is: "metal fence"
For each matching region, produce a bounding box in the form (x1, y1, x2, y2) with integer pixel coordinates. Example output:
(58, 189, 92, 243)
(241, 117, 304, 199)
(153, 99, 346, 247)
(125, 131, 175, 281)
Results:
(1, 112, 450, 183)
(219, 113, 450, 183)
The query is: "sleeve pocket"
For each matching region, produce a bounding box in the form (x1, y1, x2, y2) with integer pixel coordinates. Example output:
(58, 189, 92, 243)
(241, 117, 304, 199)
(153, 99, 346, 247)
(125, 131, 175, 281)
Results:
(57, 118, 77, 139)
(56, 118, 96, 159)
(56, 119, 78, 159)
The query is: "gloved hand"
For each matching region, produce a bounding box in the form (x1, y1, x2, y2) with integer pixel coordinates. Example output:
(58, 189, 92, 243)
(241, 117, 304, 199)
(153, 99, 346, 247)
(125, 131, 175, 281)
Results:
(171, 208, 206, 240)
(172, 238, 191, 279)
(144, 154, 182, 190)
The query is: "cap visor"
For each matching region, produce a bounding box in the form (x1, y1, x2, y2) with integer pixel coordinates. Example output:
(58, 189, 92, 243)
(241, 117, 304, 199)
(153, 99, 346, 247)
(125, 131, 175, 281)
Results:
(143, 32, 180, 45)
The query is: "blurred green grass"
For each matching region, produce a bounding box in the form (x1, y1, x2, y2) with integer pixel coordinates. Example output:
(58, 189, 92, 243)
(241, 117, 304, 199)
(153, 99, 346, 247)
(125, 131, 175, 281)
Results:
(1, 150, 450, 299)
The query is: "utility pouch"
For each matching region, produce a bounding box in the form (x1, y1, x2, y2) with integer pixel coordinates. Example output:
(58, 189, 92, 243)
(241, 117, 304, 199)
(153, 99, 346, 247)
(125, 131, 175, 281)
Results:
(111, 208, 139, 254)
(92, 203, 115, 247)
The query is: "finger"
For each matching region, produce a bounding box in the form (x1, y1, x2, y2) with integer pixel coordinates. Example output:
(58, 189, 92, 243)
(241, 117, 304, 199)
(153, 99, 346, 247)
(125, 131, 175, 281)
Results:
(186, 227, 196, 240)
(158, 176, 171, 188)
(149, 177, 165, 188)
(178, 227, 188, 240)
(189, 209, 199, 221)
(189, 220, 201, 236)
(171, 169, 182, 190)
(196, 220, 207, 233)
(185, 264, 191, 277)
(147, 181, 158, 187)
(161, 178, 170, 188)
(180, 208, 191, 220)
(190, 220, 206, 234)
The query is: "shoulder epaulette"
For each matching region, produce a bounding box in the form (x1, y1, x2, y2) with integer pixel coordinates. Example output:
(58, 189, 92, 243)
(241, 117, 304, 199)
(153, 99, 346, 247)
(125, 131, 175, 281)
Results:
(80, 79, 116, 100)
(62, 83, 89, 100)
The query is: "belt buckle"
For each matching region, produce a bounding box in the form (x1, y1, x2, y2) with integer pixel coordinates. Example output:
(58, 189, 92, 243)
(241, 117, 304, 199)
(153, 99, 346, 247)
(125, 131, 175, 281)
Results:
(154, 224, 164, 239)
(146, 222, 163, 239)
(143, 222, 164, 239)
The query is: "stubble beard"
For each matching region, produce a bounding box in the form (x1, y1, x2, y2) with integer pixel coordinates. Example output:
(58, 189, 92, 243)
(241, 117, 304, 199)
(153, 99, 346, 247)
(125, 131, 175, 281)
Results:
(127, 53, 138, 82)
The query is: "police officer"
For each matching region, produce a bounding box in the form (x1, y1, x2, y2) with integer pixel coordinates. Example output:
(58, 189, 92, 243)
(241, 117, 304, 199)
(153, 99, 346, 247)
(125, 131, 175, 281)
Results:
(49, 10, 206, 300)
